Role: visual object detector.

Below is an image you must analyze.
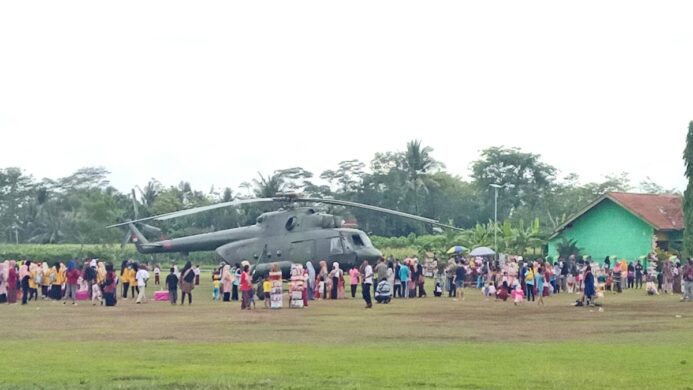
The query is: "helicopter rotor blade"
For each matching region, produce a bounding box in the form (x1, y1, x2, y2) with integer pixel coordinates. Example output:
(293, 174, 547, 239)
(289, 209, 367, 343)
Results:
(298, 197, 465, 231)
(105, 198, 274, 228)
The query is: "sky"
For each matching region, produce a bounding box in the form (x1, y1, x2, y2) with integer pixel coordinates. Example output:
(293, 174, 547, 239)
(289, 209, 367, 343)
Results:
(1, 1, 692, 195)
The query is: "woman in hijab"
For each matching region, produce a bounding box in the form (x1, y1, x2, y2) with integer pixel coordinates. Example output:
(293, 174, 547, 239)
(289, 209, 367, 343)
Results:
(330, 262, 341, 299)
(179, 261, 195, 305)
(28, 262, 39, 302)
(40, 262, 50, 299)
(20, 261, 31, 305)
(306, 261, 316, 300)
(222, 264, 232, 302)
(0, 262, 7, 303)
(583, 265, 595, 306)
(93, 262, 106, 305)
(7, 260, 18, 304)
(416, 262, 426, 298)
(102, 263, 118, 306)
(318, 260, 329, 299)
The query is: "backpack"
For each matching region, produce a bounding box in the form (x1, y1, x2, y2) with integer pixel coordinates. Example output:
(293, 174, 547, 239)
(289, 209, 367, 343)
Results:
(183, 269, 195, 283)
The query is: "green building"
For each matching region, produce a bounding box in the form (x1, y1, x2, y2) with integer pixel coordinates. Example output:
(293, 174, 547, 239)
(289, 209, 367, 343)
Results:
(548, 192, 683, 261)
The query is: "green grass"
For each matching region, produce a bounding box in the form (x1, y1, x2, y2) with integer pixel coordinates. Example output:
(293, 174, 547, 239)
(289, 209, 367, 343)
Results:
(1, 275, 692, 389)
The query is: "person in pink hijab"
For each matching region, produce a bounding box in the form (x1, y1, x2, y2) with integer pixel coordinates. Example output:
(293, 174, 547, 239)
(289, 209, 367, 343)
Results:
(6, 260, 18, 304)
(0, 262, 7, 303)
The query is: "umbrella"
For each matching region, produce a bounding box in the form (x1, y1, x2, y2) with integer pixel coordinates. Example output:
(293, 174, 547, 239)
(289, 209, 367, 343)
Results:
(446, 245, 467, 255)
(469, 246, 496, 256)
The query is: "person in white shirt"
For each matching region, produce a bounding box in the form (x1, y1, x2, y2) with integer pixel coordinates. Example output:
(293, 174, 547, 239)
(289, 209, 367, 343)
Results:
(361, 260, 373, 308)
(136, 265, 150, 304)
(154, 265, 161, 286)
(193, 265, 201, 286)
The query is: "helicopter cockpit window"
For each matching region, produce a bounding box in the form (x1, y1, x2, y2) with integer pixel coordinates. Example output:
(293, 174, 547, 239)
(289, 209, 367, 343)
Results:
(359, 233, 373, 247)
(285, 217, 297, 231)
(329, 237, 344, 254)
(352, 234, 365, 247)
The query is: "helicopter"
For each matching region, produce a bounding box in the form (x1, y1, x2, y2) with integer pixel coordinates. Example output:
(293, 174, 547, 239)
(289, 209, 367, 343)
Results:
(107, 192, 463, 279)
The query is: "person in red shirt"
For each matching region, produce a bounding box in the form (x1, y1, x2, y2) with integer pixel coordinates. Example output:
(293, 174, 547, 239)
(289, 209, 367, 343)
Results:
(240, 263, 252, 310)
(63, 260, 81, 305)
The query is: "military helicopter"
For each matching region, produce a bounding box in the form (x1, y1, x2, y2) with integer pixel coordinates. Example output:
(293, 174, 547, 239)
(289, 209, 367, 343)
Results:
(107, 193, 462, 279)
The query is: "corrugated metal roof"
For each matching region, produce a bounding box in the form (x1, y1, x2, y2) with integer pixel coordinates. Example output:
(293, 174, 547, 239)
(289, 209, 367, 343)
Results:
(549, 192, 683, 239)
(607, 192, 682, 230)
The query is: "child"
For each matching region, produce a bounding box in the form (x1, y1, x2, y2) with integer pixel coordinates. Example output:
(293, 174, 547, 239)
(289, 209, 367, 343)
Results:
(263, 277, 271, 308)
(511, 285, 524, 305)
(154, 265, 161, 286)
(165, 268, 179, 305)
(482, 281, 496, 298)
(433, 281, 443, 297)
(212, 272, 221, 301)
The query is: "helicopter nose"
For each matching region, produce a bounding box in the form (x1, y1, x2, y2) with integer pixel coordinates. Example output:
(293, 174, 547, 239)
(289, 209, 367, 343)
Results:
(356, 247, 382, 262)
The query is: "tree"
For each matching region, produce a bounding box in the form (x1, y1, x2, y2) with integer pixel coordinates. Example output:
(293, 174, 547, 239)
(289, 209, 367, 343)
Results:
(403, 140, 442, 214)
(684, 121, 693, 256)
(320, 160, 365, 194)
(471, 146, 557, 219)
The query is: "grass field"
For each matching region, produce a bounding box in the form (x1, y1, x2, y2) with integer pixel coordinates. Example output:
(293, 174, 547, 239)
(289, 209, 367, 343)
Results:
(1, 276, 692, 389)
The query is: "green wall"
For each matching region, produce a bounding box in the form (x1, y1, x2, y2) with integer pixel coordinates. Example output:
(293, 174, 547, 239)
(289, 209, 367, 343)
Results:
(548, 199, 653, 261)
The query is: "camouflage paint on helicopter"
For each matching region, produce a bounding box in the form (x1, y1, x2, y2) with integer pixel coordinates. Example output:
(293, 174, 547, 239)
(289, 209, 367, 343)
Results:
(109, 194, 463, 279)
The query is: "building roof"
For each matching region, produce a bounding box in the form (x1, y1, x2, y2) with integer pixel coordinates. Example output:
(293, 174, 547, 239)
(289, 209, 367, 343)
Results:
(549, 192, 683, 239)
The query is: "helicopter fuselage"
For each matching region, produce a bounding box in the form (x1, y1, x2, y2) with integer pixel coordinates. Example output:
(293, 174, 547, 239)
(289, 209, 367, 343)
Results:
(129, 207, 382, 273)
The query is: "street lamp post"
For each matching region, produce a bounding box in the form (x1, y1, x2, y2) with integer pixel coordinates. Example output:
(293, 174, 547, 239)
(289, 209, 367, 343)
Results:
(490, 184, 503, 260)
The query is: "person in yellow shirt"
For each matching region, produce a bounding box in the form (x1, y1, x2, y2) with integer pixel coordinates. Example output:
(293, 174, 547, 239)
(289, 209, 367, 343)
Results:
(212, 273, 221, 302)
(40, 262, 51, 299)
(128, 264, 138, 298)
(28, 263, 39, 302)
(50, 263, 63, 300)
(263, 277, 271, 309)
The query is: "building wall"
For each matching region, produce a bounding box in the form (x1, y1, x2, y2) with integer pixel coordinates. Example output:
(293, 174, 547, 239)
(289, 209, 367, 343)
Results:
(548, 199, 653, 261)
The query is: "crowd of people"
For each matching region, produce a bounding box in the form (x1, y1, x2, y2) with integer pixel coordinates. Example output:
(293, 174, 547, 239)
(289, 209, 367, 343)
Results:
(1, 253, 692, 310)
(0, 259, 203, 307)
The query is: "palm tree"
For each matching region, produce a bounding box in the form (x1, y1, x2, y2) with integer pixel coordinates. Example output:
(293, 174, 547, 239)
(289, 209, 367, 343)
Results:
(252, 173, 285, 198)
(403, 140, 442, 214)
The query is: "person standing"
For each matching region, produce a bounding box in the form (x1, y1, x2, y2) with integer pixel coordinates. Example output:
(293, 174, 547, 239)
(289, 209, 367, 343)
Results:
(19, 261, 30, 305)
(193, 265, 201, 286)
(6, 261, 18, 304)
(394, 260, 402, 298)
(455, 260, 466, 301)
(387, 262, 395, 297)
(635, 260, 644, 289)
(165, 267, 179, 305)
(361, 260, 373, 308)
(306, 262, 316, 300)
(673, 262, 682, 294)
(524, 265, 535, 302)
(536, 267, 545, 306)
(232, 264, 241, 301)
(135, 264, 149, 304)
(120, 261, 129, 299)
(399, 260, 410, 299)
(63, 261, 80, 305)
(240, 263, 252, 310)
(180, 261, 195, 305)
(681, 258, 693, 302)
(349, 266, 360, 298)
(662, 259, 674, 294)
(627, 262, 635, 289)
(0, 262, 6, 304)
(222, 265, 232, 302)
(583, 265, 596, 306)
(154, 265, 161, 286)
(102, 263, 118, 307)
(330, 262, 342, 300)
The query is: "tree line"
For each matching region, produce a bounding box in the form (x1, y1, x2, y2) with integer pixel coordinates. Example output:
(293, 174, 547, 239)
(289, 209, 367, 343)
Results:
(0, 141, 679, 247)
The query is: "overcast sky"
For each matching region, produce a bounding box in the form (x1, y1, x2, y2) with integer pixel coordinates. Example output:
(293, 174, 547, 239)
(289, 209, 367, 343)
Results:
(1, 1, 692, 195)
